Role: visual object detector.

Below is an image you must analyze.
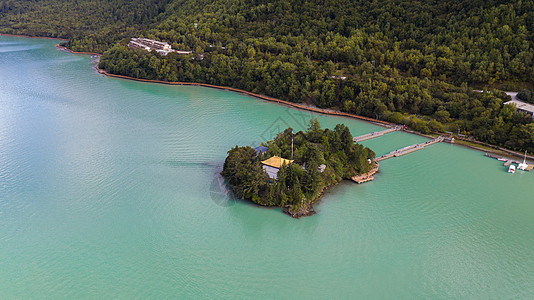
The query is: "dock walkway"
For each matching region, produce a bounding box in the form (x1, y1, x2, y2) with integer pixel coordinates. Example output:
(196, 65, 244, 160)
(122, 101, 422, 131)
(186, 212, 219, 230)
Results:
(485, 153, 534, 171)
(353, 126, 402, 143)
(375, 136, 444, 162)
(353, 136, 443, 184)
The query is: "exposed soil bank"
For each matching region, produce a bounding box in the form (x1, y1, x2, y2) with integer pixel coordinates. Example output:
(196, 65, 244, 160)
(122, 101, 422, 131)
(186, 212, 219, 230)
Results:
(97, 70, 392, 126)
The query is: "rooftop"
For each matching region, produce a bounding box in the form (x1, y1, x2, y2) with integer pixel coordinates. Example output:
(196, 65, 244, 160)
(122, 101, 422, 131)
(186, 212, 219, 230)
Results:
(505, 99, 534, 115)
(254, 146, 268, 155)
(261, 156, 293, 169)
(128, 37, 190, 56)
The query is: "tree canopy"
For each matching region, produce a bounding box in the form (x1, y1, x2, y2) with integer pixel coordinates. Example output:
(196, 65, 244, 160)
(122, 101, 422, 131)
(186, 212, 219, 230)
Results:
(518, 90, 534, 104)
(2, 0, 534, 152)
(222, 119, 375, 216)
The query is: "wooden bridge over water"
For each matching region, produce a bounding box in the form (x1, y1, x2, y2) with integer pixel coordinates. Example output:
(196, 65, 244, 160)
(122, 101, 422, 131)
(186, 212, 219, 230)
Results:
(352, 126, 444, 162)
(350, 126, 445, 184)
(351, 135, 444, 184)
(375, 136, 444, 162)
(353, 125, 403, 143)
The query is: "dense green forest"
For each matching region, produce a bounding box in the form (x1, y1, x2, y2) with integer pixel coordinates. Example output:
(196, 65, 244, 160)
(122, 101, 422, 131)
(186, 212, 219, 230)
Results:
(2, 0, 534, 151)
(222, 120, 375, 217)
(0, 0, 171, 52)
(518, 89, 534, 104)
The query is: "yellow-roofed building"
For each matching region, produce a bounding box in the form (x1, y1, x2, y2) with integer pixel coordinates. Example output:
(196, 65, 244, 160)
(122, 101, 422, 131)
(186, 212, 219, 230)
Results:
(261, 156, 294, 179)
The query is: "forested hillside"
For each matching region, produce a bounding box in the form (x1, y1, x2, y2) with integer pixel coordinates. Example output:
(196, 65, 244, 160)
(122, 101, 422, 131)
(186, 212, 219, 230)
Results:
(2, 0, 534, 151)
(0, 0, 171, 52)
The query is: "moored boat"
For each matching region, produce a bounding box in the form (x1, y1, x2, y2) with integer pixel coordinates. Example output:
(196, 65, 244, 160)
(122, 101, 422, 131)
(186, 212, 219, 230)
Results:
(508, 164, 516, 173)
(517, 150, 529, 171)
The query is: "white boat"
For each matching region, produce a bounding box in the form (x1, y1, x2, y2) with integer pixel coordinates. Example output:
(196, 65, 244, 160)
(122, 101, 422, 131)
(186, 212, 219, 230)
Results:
(508, 164, 516, 173)
(517, 150, 529, 171)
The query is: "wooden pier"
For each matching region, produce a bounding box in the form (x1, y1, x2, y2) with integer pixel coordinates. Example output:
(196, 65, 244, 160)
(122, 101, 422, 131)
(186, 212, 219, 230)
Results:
(352, 163, 379, 184)
(353, 126, 403, 143)
(375, 136, 444, 162)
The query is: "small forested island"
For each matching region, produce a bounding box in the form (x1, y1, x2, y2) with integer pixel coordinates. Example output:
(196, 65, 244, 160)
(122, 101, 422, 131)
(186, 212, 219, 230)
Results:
(222, 119, 375, 218)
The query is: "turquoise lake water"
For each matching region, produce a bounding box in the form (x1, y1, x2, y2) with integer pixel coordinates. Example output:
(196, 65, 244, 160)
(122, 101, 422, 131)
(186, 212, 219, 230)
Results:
(1, 36, 534, 299)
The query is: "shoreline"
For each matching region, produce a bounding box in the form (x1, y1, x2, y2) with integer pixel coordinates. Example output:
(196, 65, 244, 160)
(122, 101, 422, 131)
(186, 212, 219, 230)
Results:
(283, 179, 340, 218)
(0, 33, 68, 41)
(54, 42, 533, 161)
(454, 137, 534, 162)
(54, 45, 392, 127)
(351, 163, 379, 184)
(285, 163, 381, 218)
(55, 44, 100, 56)
(96, 70, 392, 126)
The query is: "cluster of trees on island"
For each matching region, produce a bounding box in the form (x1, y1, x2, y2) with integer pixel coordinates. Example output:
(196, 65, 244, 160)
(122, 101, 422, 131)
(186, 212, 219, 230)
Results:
(2, 0, 534, 152)
(222, 119, 375, 217)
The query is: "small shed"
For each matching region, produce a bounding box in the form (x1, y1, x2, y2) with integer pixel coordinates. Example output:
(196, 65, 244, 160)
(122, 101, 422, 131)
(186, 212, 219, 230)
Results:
(254, 146, 269, 156)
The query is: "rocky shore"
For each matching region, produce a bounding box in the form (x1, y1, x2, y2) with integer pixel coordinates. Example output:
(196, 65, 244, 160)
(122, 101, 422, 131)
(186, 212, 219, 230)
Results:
(283, 202, 317, 219)
(283, 165, 379, 219)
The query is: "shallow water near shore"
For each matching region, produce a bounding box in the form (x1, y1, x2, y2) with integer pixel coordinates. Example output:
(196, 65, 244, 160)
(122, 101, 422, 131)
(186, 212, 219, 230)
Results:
(1, 36, 534, 299)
